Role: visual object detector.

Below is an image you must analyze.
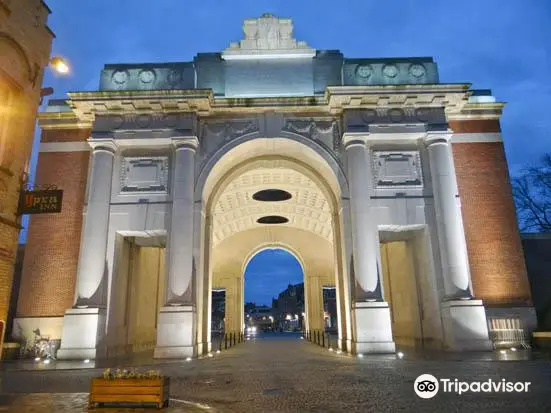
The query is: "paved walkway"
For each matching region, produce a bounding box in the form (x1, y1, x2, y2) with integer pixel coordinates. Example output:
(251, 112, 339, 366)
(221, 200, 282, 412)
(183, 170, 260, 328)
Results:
(1, 333, 551, 412)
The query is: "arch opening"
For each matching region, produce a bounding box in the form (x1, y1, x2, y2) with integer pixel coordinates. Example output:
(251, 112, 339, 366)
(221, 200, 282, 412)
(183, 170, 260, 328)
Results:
(242, 248, 304, 336)
(202, 136, 350, 353)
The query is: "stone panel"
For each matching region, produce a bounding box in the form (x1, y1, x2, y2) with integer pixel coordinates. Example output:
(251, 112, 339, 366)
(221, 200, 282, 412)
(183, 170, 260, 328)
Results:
(224, 58, 314, 98)
(119, 157, 169, 193)
(372, 151, 423, 188)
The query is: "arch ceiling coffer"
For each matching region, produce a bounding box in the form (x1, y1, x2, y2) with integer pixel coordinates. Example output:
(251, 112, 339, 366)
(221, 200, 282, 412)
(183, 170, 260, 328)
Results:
(211, 167, 333, 246)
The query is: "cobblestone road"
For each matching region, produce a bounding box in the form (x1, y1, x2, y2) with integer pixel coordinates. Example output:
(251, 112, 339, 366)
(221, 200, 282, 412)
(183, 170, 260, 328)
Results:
(1, 333, 551, 412)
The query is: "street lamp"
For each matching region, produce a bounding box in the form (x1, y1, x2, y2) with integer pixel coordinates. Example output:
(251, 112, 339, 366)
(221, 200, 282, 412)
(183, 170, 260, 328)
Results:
(49, 56, 70, 74)
(39, 56, 70, 105)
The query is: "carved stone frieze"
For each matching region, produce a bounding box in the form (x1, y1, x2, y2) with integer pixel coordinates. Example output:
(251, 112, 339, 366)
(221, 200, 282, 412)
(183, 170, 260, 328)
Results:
(198, 119, 260, 159)
(203, 120, 259, 141)
(119, 156, 169, 193)
(344, 107, 447, 132)
(282, 118, 341, 151)
(93, 113, 195, 133)
(372, 151, 423, 188)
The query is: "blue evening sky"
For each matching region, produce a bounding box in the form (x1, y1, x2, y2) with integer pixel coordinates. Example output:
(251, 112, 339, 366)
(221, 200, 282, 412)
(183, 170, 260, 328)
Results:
(24, 0, 550, 303)
(245, 249, 303, 306)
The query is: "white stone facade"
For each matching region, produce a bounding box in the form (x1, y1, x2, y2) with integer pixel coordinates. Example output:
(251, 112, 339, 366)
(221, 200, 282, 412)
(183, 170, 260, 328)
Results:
(33, 15, 534, 360)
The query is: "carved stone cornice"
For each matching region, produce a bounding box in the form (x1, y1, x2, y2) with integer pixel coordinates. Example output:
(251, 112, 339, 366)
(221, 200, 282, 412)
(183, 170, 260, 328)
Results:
(67, 89, 214, 124)
(37, 111, 91, 130)
(446, 102, 505, 120)
(39, 84, 504, 131)
(326, 84, 472, 115)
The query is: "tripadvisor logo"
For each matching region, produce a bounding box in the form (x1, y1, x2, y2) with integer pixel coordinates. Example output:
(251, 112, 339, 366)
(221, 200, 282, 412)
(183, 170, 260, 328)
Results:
(414, 374, 531, 399)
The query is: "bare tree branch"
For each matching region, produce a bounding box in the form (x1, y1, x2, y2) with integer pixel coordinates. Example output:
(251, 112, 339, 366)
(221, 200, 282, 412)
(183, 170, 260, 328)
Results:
(513, 155, 551, 233)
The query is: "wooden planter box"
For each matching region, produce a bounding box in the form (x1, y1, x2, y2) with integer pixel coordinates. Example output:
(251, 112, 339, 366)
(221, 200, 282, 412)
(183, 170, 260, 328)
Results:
(89, 377, 170, 409)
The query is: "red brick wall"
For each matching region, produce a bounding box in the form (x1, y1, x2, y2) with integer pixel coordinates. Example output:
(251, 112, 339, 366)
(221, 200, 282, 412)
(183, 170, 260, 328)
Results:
(451, 121, 532, 305)
(41, 128, 90, 143)
(449, 119, 501, 134)
(17, 134, 90, 317)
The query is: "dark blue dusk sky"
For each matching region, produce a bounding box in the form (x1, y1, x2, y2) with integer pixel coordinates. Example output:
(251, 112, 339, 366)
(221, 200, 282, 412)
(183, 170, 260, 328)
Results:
(25, 1, 550, 303)
(245, 249, 303, 306)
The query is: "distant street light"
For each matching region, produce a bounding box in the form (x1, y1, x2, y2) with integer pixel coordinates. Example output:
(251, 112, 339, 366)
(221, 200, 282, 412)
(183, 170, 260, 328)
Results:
(50, 56, 70, 74)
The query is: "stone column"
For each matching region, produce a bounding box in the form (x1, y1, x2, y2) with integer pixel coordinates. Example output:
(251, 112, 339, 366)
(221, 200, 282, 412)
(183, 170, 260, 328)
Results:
(425, 133, 472, 299)
(57, 141, 116, 360)
(344, 135, 395, 354)
(165, 137, 198, 304)
(345, 139, 380, 300)
(154, 137, 199, 359)
(425, 132, 491, 351)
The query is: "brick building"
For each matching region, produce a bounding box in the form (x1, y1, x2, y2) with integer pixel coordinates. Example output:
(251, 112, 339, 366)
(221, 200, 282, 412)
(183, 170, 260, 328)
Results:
(15, 13, 535, 359)
(0, 0, 54, 357)
(272, 283, 304, 330)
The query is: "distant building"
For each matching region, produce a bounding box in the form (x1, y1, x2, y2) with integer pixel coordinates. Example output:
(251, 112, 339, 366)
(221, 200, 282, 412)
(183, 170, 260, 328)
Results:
(272, 283, 304, 330)
(323, 287, 337, 331)
(246, 305, 273, 331)
(211, 290, 225, 332)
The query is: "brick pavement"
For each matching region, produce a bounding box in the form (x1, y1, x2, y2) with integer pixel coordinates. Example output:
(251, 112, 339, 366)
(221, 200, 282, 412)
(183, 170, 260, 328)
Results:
(1, 333, 551, 412)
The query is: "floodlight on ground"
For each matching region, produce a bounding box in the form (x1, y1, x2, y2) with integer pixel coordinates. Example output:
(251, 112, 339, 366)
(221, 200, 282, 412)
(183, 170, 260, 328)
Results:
(216, 350, 221, 354)
(396, 352, 404, 359)
(43, 359, 51, 364)
(34, 357, 41, 362)
(83, 359, 90, 364)
(358, 353, 364, 358)
(186, 357, 192, 361)
(510, 347, 517, 352)
(499, 349, 507, 354)
(50, 56, 70, 74)
(328, 348, 333, 352)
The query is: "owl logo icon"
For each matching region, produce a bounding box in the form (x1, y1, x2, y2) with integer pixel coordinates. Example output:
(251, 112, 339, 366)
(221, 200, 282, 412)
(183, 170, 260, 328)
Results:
(414, 374, 439, 399)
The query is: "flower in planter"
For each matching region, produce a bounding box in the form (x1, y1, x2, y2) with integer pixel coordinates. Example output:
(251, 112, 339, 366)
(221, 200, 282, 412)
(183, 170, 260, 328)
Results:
(98, 368, 163, 380)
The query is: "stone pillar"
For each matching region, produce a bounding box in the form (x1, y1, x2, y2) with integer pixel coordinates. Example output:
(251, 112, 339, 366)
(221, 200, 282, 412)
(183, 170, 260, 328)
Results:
(154, 137, 199, 359)
(57, 142, 116, 360)
(344, 136, 395, 354)
(223, 277, 242, 334)
(425, 132, 491, 351)
(305, 276, 324, 331)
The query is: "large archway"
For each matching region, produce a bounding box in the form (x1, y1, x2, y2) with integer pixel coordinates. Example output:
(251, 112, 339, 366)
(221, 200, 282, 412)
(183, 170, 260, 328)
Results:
(195, 136, 353, 355)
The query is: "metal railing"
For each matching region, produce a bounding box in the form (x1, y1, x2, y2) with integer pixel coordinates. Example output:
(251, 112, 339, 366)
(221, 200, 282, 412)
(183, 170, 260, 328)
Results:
(488, 318, 531, 349)
(211, 331, 245, 352)
(303, 329, 338, 350)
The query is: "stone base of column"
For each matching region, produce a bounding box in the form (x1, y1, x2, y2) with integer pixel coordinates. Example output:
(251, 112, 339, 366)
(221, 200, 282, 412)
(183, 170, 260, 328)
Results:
(353, 301, 396, 354)
(154, 305, 196, 359)
(57, 307, 106, 360)
(441, 299, 493, 351)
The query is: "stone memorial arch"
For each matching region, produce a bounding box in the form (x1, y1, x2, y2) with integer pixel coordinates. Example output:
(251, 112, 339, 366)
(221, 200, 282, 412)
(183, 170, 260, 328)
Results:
(15, 14, 535, 360)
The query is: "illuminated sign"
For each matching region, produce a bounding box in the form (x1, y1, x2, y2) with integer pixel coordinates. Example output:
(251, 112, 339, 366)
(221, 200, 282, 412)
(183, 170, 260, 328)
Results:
(19, 190, 63, 214)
